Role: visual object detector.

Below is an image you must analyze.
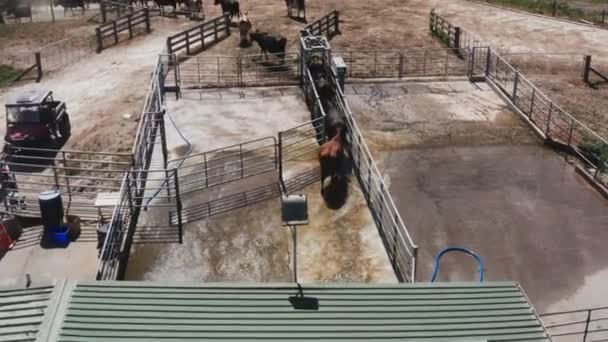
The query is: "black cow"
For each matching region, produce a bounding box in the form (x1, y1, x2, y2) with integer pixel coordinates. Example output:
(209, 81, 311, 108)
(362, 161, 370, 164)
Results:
(54, 0, 85, 15)
(250, 30, 287, 62)
(154, 0, 176, 11)
(214, 0, 239, 21)
(284, 0, 305, 20)
(3, 0, 32, 22)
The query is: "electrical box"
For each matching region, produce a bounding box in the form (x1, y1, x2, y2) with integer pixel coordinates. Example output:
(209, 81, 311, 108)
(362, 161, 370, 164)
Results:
(281, 194, 308, 226)
(332, 56, 347, 91)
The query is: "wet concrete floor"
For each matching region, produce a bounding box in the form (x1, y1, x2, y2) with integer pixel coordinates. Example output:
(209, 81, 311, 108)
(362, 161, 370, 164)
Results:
(348, 80, 608, 311)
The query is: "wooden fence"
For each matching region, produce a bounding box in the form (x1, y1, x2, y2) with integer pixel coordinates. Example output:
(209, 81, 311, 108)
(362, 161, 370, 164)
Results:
(301, 10, 340, 40)
(95, 8, 151, 53)
(166, 14, 230, 56)
(583, 55, 608, 86)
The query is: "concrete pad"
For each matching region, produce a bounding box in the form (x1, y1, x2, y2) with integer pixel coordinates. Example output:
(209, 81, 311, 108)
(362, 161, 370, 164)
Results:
(126, 86, 396, 283)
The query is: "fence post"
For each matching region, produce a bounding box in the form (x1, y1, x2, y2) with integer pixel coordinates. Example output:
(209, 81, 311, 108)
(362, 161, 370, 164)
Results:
(583, 310, 592, 342)
(166, 37, 172, 55)
(173, 169, 183, 244)
(583, 55, 592, 84)
(567, 118, 575, 147)
(485, 48, 491, 77)
(145, 8, 151, 33)
(127, 14, 133, 39)
(35, 52, 43, 82)
(430, 9, 435, 33)
(101, 1, 107, 22)
(214, 19, 218, 40)
(96, 27, 103, 53)
(277, 132, 283, 187)
(552, 0, 557, 17)
(113, 21, 119, 45)
(545, 102, 553, 137)
(398, 52, 404, 79)
(512, 71, 519, 100)
(335, 11, 340, 34)
(529, 88, 535, 119)
(185, 30, 191, 55)
(224, 14, 230, 36)
(454, 27, 461, 50)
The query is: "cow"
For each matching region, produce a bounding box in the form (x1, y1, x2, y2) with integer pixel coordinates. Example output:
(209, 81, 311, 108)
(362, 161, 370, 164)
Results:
(2, 0, 32, 22)
(284, 0, 304, 21)
(214, 0, 239, 22)
(249, 30, 287, 62)
(237, 13, 252, 47)
(154, 0, 176, 11)
(54, 0, 85, 16)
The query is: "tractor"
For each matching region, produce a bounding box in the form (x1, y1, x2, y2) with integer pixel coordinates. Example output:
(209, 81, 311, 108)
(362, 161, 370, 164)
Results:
(4, 90, 71, 151)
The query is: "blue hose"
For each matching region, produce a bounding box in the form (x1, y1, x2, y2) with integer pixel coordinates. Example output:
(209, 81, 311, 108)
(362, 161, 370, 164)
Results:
(431, 247, 485, 282)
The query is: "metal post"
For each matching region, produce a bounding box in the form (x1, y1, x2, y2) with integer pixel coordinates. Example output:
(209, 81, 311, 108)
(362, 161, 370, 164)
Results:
(485, 48, 491, 77)
(529, 88, 536, 119)
(214, 19, 218, 41)
(567, 119, 575, 147)
(583, 310, 592, 342)
(101, 1, 106, 22)
(62, 152, 72, 204)
(35, 52, 43, 82)
(113, 21, 119, 45)
(173, 169, 183, 244)
(291, 226, 297, 283)
(224, 14, 230, 36)
(127, 14, 133, 39)
(512, 71, 519, 100)
(411, 246, 418, 283)
(398, 52, 404, 78)
(52, 166, 60, 190)
(583, 55, 592, 84)
(203, 153, 208, 188)
(145, 8, 150, 33)
(278, 132, 284, 186)
(545, 102, 553, 137)
(96, 27, 103, 53)
(167, 37, 173, 55)
(454, 27, 461, 51)
(185, 31, 190, 55)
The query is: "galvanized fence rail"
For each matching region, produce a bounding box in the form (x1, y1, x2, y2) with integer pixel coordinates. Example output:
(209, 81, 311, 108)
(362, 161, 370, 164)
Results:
(330, 70, 419, 283)
(166, 14, 230, 57)
(167, 137, 278, 197)
(540, 307, 608, 342)
(429, 9, 608, 190)
(301, 10, 340, 40)
(95, 8, 151, 53)
(334, 48, 470, 79)
(485, 49, 608, 187)
(1, 147, 133, 221)
(583, 55, 608, 85)
(176, 53, 301, 89)
(96, 55, 171, 280)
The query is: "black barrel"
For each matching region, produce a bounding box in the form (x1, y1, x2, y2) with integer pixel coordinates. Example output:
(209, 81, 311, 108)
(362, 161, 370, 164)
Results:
(38, 190, 64, 232)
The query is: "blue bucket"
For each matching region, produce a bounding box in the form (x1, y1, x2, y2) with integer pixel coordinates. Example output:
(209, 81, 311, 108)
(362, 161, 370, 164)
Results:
(50, 225, 70, 248)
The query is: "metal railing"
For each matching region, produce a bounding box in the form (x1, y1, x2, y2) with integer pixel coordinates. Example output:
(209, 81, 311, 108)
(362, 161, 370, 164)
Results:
(541, 307, 608, 342)
(1, 147, 133, 221)
(167, 137, 278, 196)
(38, 36, 97, 72)
(334, 48, 470, 79)
(176, 53, 301, 89)
(330, 68, 419, 283)
(96, 55, 170, 280)
(484, 49, 608, 187)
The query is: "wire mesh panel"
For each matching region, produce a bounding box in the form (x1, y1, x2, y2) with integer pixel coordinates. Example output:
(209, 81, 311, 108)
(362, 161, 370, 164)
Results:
(541, 307, 608, 342)
(178, 53, 300, 89)
(168, 137, 278, 196)
(38, 36, 97, 72)
(335, 48, 469, 79)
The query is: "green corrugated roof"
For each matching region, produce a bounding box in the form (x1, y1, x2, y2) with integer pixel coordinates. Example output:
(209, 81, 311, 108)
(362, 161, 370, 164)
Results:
(50, 281, 550, 342)
(0, 282, 55, 342)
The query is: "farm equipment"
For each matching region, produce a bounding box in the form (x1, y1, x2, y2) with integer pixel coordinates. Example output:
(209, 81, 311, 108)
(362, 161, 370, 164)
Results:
(4, 90, 71, 150)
